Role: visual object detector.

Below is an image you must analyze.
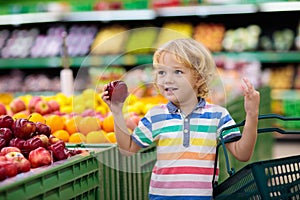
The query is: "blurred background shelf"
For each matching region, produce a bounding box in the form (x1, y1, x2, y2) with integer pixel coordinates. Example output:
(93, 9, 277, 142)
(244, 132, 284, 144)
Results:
(63, 9, 156, 22)
(0, 2, 299, 25)
(1, 51, 299, 69)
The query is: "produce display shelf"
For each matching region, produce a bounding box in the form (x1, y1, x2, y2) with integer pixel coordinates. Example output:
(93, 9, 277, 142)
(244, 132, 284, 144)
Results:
(0, 12, 63, 26)
(67, 143, 157, 200)
(213, 51, 300, 63)
(271, 89, 300, 100)
(156, 4, 258, 17)
(259, 1, 300, 12)
(0, 57, 64, 69)
(0, 52, 299, 69)
(0, 151, 100, 200)
(63, 9, 156, 22)
(0, 54, 154, 69)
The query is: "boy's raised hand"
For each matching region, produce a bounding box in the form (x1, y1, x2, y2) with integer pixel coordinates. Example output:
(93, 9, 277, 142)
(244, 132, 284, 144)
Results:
(241, 77, 260, 117)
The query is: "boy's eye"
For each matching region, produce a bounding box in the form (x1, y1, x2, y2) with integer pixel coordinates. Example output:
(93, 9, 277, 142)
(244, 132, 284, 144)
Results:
(157, 71, 165, 75)
(175, 70, 183, 74)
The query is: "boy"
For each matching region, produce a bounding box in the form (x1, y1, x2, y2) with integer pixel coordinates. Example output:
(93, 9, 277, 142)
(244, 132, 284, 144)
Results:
(102, 38, 260, 199)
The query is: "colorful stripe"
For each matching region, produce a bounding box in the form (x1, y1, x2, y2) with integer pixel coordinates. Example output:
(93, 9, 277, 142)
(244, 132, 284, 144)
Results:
(158, 138, 216, 147)
(150, 180, 212, 189)
(134, 127, 152, 145)
(153, 125, 183, 138)
(157, 152, 215, 161)
(151, 113, 181, 123)
(152, 166, 217, 175)
(190, 124, 217, 133)
(191, 111, 222, 119)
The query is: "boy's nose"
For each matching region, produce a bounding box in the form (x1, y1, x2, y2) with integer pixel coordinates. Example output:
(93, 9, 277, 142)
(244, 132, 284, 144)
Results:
(164, 73, 174, 83)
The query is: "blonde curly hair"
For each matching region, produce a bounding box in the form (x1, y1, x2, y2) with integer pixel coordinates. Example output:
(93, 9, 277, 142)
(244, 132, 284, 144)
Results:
(153, 38, 216, 98)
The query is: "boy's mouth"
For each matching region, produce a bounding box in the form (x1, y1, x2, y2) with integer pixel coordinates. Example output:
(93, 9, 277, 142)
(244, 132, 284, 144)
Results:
(165, 87, 178, 92)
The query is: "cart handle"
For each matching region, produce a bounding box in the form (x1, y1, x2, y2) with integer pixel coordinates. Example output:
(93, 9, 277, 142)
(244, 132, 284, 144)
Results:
(212, 114, 300, 187)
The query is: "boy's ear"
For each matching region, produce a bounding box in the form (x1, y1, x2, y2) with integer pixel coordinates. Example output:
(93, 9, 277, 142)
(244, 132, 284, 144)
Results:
(194, 77, 209, 98)
(194, 77, 202, 89)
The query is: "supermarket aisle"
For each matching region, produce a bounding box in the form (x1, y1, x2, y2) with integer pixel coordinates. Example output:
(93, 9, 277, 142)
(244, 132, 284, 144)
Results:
(273, 140, 300, 159)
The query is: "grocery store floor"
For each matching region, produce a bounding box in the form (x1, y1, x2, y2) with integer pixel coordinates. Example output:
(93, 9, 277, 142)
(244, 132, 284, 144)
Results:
(273, 139, 300, 159)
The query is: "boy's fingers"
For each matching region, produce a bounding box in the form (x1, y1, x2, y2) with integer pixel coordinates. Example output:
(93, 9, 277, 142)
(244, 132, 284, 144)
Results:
(103, 84, 108, 91)
(242, 77, 256, 94)
(241, 78, 250, 93)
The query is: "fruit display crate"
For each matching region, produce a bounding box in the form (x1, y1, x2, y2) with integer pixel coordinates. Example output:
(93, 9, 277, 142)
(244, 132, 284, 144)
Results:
(67, 143, 157, 200)
(0, 144, 117, 200)
(66, 143, 121, 200)
(119, 143, 157, 200)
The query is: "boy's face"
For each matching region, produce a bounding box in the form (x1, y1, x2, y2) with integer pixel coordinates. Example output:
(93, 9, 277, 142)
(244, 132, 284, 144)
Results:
(155, 52, 198, 105)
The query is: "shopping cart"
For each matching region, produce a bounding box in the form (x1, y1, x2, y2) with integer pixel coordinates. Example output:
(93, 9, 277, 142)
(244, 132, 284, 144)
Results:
(212, 114, 300, 200)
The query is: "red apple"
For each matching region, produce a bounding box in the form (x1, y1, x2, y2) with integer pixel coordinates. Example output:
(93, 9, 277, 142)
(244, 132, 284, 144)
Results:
(28, 96, 42, 113)
(109, 1, 122, 10)
(48, 135, 61, 144)
(0, 138, 6, 150)
(81, 109, 97, 117)
(12, 118, 36, 139)
(67, 149, 87, 157)
(24, 137, 44, 151)
(9, 138, 25, 150)
(5, 151, 24, 161)
(0, 166, 6, 181)
(0, 115, 14, 129)
(34, 100, 52, 115)
(0, 155, 6, 162)
(28, 147, 52, 168)
(34, 134, 49, 147)
(48, 140, 68, 161)
(0, 103, 7, 115)
(0, 161, 18, 177)
(35, 122, 51, 137)
(0, 128, 13, 143)
(47, 100, 60, 112)
(0, 146, 21, 156)
(14, 158, 31, 173)
(106, 80, 128, 103)
(9, 98, 26, 114)
(94, 1, 109, 10)
(12, 156, 31, 173)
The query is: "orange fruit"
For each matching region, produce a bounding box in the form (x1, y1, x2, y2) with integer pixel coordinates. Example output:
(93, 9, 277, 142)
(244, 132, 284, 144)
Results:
(52, 130, 69, 142)
(86, 130, 109, 143)
(68, 132, 86, 143)
(102, 114, 114, 133)
(78, 116, 101, 136)
(64, 115, 82, 135)
(106, 132, 117, 143)
(46, 115, 65, 133)
(28, 112, 46, 123)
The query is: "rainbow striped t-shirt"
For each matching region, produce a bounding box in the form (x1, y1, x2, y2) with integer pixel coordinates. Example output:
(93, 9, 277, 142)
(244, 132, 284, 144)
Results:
(131, 99, 241, 200)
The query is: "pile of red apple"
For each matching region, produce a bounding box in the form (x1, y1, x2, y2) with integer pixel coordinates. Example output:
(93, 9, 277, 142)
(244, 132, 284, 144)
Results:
(0, 115, 83, 181)
(8, 96, 60, 116)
